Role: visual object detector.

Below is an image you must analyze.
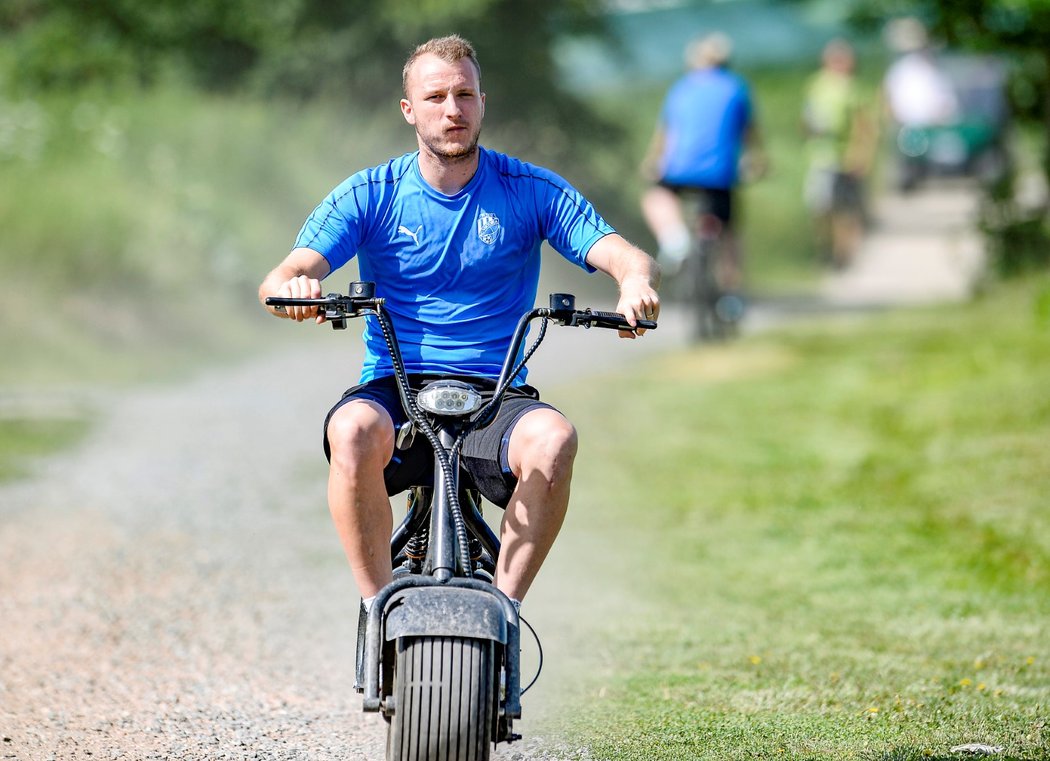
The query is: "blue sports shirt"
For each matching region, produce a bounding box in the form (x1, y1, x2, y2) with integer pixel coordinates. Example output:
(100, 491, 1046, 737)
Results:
(294, 147, 613, 383)
(658, 67, 753, 190)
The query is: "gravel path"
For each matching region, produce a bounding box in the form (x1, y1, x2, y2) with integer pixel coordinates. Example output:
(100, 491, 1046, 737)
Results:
(1, 341, 381, 759)
(0, 312, 689, 761)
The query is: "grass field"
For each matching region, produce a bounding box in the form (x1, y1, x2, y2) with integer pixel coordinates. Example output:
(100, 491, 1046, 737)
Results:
(529, 275, 1050, 760)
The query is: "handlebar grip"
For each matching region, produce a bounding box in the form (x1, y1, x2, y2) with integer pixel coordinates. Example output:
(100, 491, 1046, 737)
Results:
(265, 296, 328, 308)
(586, 310, 658, 331)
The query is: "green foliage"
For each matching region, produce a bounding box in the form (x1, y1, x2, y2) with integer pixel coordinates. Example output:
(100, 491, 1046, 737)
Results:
(981, 203, 1050, 278)
(530, 277, 1050, 760)
(978, 127, 1050, 277)
(0, 0, 296, 92)
(0, 0, 608, 129)
(846, 0, 1050, 50)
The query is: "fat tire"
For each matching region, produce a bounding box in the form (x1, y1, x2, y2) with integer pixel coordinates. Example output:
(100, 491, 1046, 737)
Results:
(387, 635, 497, 761)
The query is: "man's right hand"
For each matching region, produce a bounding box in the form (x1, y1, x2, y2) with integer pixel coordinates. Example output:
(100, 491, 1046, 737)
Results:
(273, 274, 324, 323)
(258, 247, 332, 324)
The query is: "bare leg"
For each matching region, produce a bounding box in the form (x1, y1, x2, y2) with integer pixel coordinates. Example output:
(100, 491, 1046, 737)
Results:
(640, 185, 690, 261)
(326, 399, 396, 598)
(494, 408, 578, 602)
(831, 210, 863, 269)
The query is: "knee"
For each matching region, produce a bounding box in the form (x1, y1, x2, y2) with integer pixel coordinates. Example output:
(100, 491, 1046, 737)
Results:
(511, 411, 578, 477)
(326, 402, 394, 472)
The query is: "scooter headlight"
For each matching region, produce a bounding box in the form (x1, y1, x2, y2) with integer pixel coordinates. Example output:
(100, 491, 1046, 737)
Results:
(417, 380, 484, 416)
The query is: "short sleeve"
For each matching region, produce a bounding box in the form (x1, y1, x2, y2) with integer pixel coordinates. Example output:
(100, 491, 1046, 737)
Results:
(293, 178, 367, 272)
(531, 168, 613, 272)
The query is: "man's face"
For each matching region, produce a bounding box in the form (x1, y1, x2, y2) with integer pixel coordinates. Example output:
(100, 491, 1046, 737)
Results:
(400, 54, 485, 161)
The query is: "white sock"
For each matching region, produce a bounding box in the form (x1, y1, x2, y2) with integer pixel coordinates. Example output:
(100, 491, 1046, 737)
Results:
(362, 595, 376, 613)
(658, 226, 691, 263)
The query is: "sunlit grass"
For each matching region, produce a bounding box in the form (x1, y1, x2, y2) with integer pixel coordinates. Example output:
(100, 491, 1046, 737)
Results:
(529, 276, 1050, 760)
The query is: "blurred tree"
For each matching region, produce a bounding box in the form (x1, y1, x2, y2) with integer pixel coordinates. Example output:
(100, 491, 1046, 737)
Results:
(0, 0, 624, 213)
(0, 0, 630, 256)
(0, 0, 296, 90)
(0, 0, 608, 126)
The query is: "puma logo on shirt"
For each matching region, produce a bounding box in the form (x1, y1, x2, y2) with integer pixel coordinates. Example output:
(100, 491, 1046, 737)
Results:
(398, 225, 422, 245)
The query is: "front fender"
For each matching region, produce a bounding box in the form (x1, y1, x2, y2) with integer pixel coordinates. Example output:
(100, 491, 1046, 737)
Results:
(384, 586, 508, 643)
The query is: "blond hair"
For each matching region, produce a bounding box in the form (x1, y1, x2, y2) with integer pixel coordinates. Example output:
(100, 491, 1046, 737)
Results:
(686, 32, 732, 69)
(402, 35, 482, 96)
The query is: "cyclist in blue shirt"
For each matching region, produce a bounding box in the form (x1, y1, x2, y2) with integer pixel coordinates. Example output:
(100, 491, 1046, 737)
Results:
(640, 32, 766, 289)
(259, 35, 660, 614)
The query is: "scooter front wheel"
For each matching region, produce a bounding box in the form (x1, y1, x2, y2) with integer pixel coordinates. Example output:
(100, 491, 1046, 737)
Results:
(386, 635, 498, 761)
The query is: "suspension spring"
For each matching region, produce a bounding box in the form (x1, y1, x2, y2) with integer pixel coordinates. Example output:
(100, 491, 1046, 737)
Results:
(405, 526, 430, 560)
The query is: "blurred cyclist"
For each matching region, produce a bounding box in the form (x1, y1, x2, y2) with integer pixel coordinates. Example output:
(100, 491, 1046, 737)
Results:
(640, 32, 766, 292)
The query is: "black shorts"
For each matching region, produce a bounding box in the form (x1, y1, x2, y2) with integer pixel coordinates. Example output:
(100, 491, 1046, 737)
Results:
(659, 182, 734, 225)
(322, 374, 556, 508)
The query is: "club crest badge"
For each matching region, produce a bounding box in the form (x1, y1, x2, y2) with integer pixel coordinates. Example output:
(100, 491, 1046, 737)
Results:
(477, 212, 501, 245)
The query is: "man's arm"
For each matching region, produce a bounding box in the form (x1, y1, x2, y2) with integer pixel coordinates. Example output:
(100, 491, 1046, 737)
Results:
(585, 234, 661, 339)
(258, 247, 332, 323)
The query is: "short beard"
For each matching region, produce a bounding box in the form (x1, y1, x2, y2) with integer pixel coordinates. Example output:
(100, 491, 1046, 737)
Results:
(419, 126, 482, 162)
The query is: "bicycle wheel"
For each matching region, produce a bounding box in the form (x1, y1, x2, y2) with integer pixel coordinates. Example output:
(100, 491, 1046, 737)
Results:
(684, 239, 719, 340)
(387, 635, 498, 761)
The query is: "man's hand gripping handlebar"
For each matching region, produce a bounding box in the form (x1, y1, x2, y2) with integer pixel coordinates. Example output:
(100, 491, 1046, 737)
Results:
(266, 281, 384, 330)
(543, 293, 658, 333)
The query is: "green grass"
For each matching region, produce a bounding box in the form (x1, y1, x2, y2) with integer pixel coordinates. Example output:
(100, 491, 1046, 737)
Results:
(0, 417, 90, 481)
(529, 276, 1050, 760)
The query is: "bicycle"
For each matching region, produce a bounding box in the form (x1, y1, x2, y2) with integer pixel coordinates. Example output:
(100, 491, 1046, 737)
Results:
(678, 197, 745, 342)
(266, 282, 656, 761)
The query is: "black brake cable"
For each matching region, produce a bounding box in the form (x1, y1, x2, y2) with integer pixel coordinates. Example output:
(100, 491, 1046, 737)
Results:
(371, 305, 474, 578)
(519, 612, 544, 695)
